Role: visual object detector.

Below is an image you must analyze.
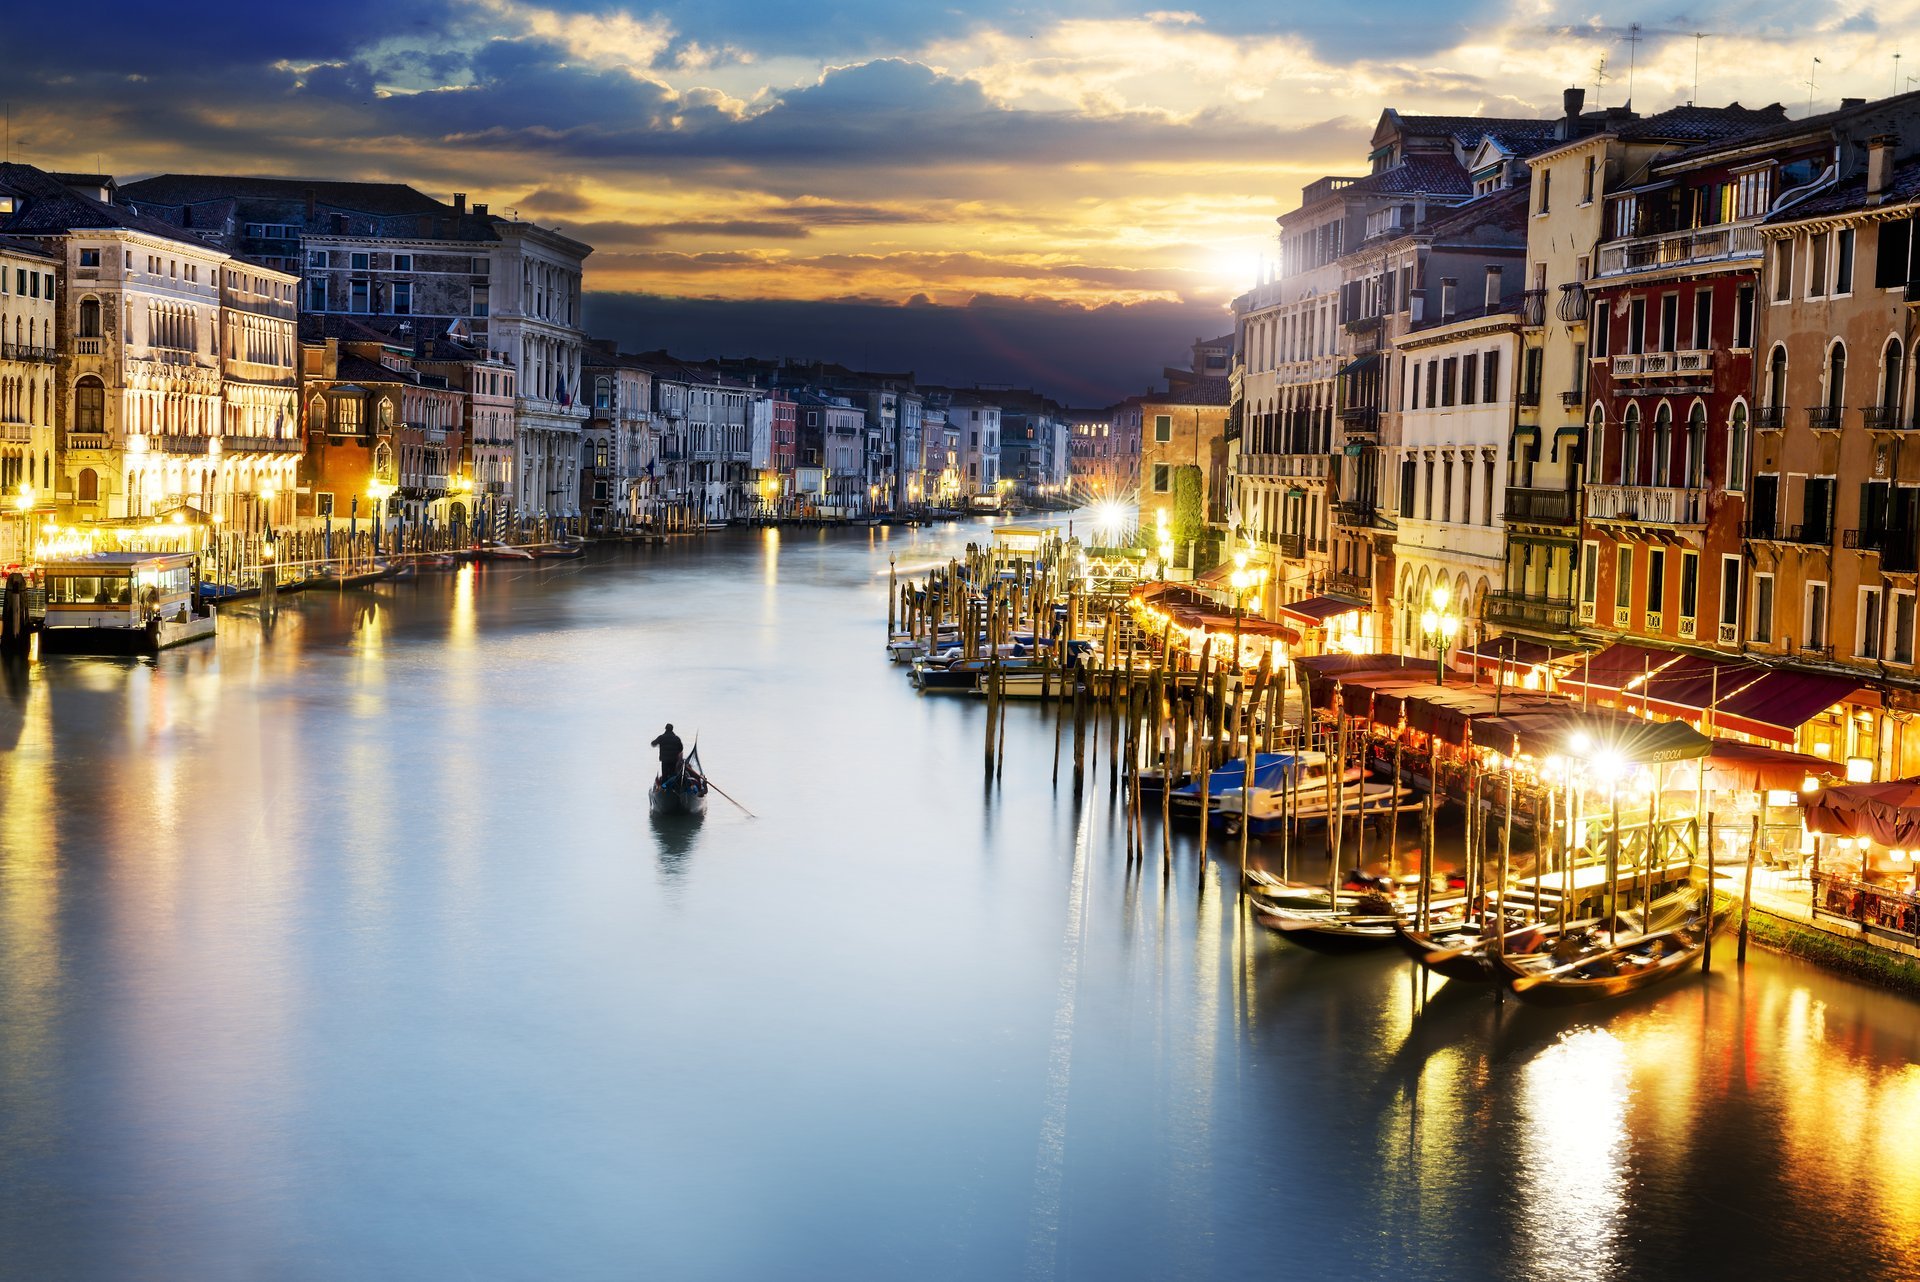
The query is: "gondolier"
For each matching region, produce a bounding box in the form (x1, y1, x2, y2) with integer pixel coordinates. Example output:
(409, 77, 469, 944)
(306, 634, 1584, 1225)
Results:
(652, 723, 684, 780)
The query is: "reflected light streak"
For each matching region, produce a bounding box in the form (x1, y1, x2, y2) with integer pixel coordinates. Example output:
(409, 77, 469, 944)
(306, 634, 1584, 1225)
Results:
(1517, 1028, 1631, 1281)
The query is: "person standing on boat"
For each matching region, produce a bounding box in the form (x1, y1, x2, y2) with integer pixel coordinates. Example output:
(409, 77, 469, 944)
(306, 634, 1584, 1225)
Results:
(652, 723, 684, 781)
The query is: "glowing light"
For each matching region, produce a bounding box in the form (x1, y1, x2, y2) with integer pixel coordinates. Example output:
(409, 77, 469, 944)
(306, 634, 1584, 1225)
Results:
(1847, 757, 1874, 783)
(1802, 774, 1820, 794)
(13, 485, 35, 513)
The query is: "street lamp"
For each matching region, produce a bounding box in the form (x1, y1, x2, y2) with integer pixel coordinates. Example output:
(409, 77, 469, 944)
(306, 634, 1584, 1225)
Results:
(13, 484, 34, 568)
(369, 480, 395, 556)
(1419, 581, 1460, 686)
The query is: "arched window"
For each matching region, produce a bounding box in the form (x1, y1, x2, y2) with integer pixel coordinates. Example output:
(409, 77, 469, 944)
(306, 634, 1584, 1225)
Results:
(1883, 337, 1905, 418)
(1728, 402, 1749, 493)
(1827, 341, 1848, 413)
(77, 468, 99, 502)
(1766, 345, 1788, 415)
(1621, 404, 1641, 485)
(1652, 402, 1674, 486)
(78, 297, 102, 339)
(1686, 402, 1708, 489)
(74, 376, 105, 432)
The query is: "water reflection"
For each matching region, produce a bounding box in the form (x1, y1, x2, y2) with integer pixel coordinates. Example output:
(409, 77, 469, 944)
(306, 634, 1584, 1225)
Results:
(1517, 1028, 1631, 1280)
(1, 528, 1919, 1279)
(649, 812, 702, 880)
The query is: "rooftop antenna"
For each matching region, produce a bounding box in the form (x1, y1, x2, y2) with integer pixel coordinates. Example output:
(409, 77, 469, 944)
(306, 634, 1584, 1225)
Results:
(1626, 22, 1641, 106)
(1593, 53, 1610, 101)
(1806, 56, 1821, 116)
(1692, 33, 1706, 105)
(1898, 52, 1905, 96)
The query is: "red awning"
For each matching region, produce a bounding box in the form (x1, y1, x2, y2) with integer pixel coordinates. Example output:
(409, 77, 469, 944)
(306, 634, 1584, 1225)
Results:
(1557, 641, 1682, 698)
(1702, 739, 1844, 793)
(1711, 669, 1863, 745)
(1278, 594, 1369, 625)
(1807, 777, 1920, 847)
(1459, 636, 1591, 676)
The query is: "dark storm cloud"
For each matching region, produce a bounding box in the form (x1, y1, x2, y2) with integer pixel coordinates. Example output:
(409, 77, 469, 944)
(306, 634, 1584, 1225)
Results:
(582, 290, 1229, 405)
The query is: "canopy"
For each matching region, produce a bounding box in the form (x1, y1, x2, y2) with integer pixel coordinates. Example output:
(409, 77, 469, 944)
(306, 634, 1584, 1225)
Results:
(1336, 352, 1380, 379)
(1806, 778, 1920, 848)
(1557, 641, 1680, 699)
(1711, 669, 1864, 745)
(1701, 740, 1843, 793)
(1278, 593, 1368, 625)
(1133, 582, 1298, 641)
(1173, 753, 1294, 796)
(1458, 636, 1589, 679)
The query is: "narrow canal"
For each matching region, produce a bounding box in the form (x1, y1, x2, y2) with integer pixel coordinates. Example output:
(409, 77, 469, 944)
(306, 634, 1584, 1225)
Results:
(2, 520, 1918, 1282)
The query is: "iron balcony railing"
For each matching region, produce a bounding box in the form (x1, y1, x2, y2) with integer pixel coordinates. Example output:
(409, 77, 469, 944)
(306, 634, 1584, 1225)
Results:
(1504, 487, 1577, 524)
(1846, 527, 1920, 573)
(1338, 406, 1379, 430)
(1584, 483, 1707, 526)
(0, 341, 55, 363)
(1754, 406, 1787, 430)
(1277, 532, 1305, 559)
(1807, 406, 1845, 432)
(1483, 591, 1577, 630)
(154, 434, 210, 455)
(1326, 571, 1371, 598)
(1519, 290, 1547, 327)
(1556, 282, 1589, 323)
(1862, 405, 1908, 431)
(1560, 389, 1586, 406)
(1743, 521, 1833, 547)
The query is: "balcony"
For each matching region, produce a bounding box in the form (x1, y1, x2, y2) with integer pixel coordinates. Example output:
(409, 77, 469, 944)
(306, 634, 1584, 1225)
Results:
(1560, 390, 1586, 406)
(1504, 486, 1577, 525)
(222, 433, 303, 454)
(1556, 282, 1589, 323)
(1518, 389, 1541, 407)
(1743, 522, 1833, 547)
(1240, 453, 1331, 479)
(1276, 532, 1305, 559)
(426, 474, 450, 492)
(153, 434, 210, 456)
(1595, 221, 1762, 277)
(2, 423, 29, 444)
(67, 432, 108, 451)
(1343, 314, 1385, 336)
(1338, 405, 1379, 431)
(0, 341, 55, 363)
(1863, 405, 1909, 432)
(1584, 483, 1707, 528)
(1807, 406, 1844, 433)
(1333, 500, 1383, 528)
(74, 338, 102, 356)
(1519, 290, 1547, 327)
(1611, 355, 1641, 377)
(1327, 570, 1371, 598)
(1754, 406, 1787, 430)
(1484, 591, 1577, 631)
(1847, 527, 1920, 573)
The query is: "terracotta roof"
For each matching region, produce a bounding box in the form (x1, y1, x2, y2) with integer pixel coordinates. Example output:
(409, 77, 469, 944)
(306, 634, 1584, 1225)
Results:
(1662, 91, 1920, 165)
(0, 162, 223, 247)
(1345, 154, 1472, 197)
(1766, 158, 1920, 222)
(1616, 103, 1790, 144)
(120, 174, 453, 217)
(1143, 377, 1231, 407)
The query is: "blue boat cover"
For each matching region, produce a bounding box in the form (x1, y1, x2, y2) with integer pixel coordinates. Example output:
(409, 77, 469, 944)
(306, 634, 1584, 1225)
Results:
(1172, 752, 1296, 796)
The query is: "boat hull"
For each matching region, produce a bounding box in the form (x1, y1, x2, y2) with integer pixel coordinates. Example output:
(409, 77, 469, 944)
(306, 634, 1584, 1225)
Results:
(649, 782, 708, 817)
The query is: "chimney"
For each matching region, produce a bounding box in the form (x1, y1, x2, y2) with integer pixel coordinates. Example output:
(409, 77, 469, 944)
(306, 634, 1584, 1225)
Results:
(453, 192, 467, 215)
(1563, 86, 1586, 120)
(1440, 277, 1457, 320)
(305, 188, 317, 220)
(1842, 97, 1867, 110)
(474, 203, 489, 218)
(1484, 265, 1503, 310)
(181, 204, 192, 229)
(1869, 134, 1899, 199)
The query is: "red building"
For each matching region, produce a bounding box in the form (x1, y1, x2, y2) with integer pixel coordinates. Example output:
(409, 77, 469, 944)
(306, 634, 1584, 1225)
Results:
(1580, 138, 1768, 652)
(299, 333, 465, 535)
(770, 389, 797, 489)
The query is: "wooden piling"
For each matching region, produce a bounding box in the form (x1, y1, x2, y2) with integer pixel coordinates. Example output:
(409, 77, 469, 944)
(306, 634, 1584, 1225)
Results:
(1738, 813, 1759, 963)
(1703, 809, 1716, 972)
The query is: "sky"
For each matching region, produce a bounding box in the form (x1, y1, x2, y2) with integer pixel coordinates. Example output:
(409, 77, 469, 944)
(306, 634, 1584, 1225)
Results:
(3, 0, 1904, 402)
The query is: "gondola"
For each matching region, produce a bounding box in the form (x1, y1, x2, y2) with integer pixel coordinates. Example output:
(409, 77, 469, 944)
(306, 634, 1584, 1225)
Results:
(1392, 915, 1554, 983)
(1254, 896, 1445, 953)
(1492, 903, 1724, 1006)
(649, 746, 709, 818)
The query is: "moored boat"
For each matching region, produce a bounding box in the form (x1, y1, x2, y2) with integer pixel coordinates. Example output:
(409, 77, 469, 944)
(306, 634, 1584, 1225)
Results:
(1493, 895, 1723, 1006)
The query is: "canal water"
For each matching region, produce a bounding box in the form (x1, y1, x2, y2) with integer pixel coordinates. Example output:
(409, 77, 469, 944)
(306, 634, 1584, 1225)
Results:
(2, 520, 1918, 1282)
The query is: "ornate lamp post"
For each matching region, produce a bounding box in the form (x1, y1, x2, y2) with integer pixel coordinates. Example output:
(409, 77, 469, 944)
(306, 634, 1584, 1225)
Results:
(368, 480, 395, 557)
(1419, 581, 1460, 687)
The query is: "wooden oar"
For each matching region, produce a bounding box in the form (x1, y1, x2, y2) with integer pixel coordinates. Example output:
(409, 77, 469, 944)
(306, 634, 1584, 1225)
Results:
(705, 779, 757, 819)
